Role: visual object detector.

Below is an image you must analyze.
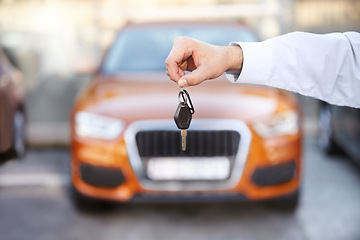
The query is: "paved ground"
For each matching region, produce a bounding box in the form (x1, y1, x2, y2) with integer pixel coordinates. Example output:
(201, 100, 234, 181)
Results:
(1, 137, 360, 240)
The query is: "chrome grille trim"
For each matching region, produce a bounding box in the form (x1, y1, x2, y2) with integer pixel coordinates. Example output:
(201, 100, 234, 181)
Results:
(124, 119, 252, 191)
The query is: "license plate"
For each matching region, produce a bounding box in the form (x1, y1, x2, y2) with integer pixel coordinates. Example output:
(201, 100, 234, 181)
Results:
(147, 157, 230, 180)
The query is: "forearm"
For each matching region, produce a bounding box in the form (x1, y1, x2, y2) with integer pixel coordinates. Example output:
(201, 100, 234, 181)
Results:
(226, 32, 360, 108)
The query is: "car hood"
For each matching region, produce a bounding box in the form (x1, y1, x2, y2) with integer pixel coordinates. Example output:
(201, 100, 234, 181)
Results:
(78, 73, 280, 124)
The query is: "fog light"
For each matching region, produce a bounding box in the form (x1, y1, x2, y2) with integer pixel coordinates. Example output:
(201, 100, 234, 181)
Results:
(80, 164, 125, 188)
(251, 161, 296, 186)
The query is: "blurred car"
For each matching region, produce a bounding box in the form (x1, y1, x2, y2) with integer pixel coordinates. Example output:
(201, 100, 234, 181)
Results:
(71, 22, 302, 210)
(318, 102, 360, 164)
(0, 46, 26, 162)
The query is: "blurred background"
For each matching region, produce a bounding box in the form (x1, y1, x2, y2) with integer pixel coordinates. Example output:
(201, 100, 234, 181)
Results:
(0, 0, 359, 145)
(1, 1, 360, 240)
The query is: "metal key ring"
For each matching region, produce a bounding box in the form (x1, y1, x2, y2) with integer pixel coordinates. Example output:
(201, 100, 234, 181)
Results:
(178, 90, 188, 103)
(178, 90, 195, 114)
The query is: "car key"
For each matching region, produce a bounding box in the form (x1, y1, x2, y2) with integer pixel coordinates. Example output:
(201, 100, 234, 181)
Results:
(174, 90, 195, 151)
(174, 102, 191, 151)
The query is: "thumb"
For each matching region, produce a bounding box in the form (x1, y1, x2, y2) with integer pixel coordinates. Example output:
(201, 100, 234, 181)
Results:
(178, 65, 209, 88)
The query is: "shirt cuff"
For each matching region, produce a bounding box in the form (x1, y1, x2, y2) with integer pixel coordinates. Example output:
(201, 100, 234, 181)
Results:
(225, 42, 242, 83)
(225, 41, 274, 85)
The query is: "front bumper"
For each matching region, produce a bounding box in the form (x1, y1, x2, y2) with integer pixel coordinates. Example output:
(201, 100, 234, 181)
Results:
(76, 160, 298, 197)
(72, 119, 302, 202)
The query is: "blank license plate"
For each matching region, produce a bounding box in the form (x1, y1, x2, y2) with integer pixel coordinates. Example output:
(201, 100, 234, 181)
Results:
(147, 157, 230, 180)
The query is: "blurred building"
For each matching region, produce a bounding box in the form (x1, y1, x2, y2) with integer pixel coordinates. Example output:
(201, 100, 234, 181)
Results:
(0, 0, 359, 145)
(0, 0, 359, 81)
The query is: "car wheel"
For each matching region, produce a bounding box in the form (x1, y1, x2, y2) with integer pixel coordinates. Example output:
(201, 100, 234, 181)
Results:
(10, 110, 26, 158)
(70, 185, 113, 212)
(318, 104, 342, 155)
(266, 189, 300, 211)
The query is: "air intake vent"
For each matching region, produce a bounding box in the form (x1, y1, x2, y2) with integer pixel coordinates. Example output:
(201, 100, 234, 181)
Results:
(136, 130, 240, 157)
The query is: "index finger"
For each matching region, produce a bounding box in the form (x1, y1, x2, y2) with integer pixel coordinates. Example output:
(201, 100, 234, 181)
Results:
(165, 53, 182, 83)
(165, 37, 194, 83)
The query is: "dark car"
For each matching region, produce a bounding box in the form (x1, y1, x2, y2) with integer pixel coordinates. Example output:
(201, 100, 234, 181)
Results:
(0, 47, 26, 162)
(319, 102, 360, 163)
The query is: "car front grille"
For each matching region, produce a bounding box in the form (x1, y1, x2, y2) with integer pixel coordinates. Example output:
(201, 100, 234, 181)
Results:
(136, 130, 240, 157)
(124, 119, 252, 191)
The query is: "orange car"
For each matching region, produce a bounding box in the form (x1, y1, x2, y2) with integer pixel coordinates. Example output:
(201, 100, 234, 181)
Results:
(71, 22, 302, 210)
(0, 46, 26, 162)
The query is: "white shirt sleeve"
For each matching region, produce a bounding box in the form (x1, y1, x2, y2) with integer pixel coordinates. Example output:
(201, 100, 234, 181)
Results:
(226, 32, 360, 108)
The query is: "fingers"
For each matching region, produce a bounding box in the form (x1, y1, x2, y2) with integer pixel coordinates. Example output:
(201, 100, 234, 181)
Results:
(165, 58, 182, 83)
(165, 38, 185, 83)
(166, 37, 224, 88)
(165, 37, 195, 83)
(178, 65, 209, 88)
(178, 78, 189, 88)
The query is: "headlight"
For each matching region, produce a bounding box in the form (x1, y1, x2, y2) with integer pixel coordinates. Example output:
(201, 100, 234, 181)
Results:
(252, 111, 299, 138)
(75, 111, 124, 140)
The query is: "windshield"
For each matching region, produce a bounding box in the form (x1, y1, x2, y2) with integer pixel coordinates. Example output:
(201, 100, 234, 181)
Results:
(102, 25, 257, 74)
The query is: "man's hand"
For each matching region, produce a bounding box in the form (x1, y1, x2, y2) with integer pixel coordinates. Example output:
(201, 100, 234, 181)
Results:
(165, 37, 243, 88)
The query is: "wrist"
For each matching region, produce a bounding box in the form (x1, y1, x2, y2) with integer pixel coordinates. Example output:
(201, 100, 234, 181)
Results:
(224, 45, 243, 72)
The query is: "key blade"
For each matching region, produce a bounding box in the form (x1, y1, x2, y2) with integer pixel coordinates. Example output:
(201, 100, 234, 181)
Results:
(181, 129, 187, 151)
